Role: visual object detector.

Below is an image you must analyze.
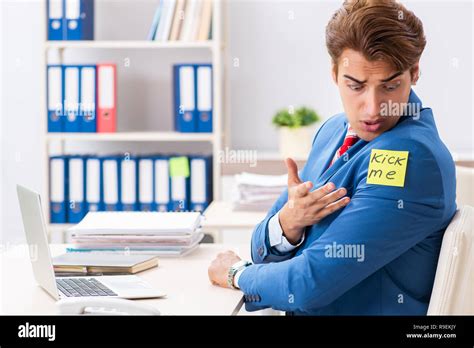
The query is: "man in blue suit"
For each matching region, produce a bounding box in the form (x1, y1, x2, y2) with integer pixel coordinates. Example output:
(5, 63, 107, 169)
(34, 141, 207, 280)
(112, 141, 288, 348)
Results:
(208, 0, 456, 315)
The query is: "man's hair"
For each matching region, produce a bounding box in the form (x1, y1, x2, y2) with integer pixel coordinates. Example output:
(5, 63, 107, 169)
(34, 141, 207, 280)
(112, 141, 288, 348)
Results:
(326, 0, 426, 76)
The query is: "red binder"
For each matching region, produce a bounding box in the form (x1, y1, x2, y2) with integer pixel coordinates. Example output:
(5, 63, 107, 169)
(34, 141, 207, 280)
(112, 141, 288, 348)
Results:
(97, 63, 117, 133)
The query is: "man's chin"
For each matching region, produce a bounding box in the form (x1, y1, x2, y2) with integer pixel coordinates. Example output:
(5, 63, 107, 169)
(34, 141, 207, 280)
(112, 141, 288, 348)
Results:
(356, 129, 383, 142)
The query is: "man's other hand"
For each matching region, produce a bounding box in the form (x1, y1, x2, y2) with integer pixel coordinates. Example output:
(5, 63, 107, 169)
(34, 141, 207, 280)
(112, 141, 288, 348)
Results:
(208, 250, 242, 288)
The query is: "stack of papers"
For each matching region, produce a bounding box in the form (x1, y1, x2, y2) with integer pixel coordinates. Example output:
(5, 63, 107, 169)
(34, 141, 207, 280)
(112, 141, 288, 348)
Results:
(67, 212, 204, 257)
(232, 173, 287, 211)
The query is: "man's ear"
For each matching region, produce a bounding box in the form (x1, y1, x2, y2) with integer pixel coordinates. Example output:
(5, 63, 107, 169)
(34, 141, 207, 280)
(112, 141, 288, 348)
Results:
(331, 63, 338, 84)
(410, 62, 420, 85)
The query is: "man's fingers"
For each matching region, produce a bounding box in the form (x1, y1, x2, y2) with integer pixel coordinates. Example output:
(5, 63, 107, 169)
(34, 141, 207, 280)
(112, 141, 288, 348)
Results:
(290, 181, 313, 198)
(307, 182, 337, 202)
(314, 196, 351, 220)
(313, 187, 347, 207)
(285, 158, 302, 186)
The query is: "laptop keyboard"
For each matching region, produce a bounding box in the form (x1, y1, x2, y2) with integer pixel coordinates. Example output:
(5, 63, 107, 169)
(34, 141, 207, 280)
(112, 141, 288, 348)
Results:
(56, 278, 117, 297)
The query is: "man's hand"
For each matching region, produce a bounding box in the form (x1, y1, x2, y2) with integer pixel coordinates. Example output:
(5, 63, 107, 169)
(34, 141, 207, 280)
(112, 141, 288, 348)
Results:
(279, 158, 351, 244)
(208, 250, 242, 288)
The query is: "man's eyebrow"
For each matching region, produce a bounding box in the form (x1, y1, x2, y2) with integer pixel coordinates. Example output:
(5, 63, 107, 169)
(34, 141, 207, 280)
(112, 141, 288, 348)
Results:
(343, 74, 367, 84)
(381, 72, 403, 82)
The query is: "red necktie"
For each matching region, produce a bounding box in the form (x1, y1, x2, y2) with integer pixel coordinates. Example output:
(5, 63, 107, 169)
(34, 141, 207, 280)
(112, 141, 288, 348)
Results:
(328, 125, 359, 167)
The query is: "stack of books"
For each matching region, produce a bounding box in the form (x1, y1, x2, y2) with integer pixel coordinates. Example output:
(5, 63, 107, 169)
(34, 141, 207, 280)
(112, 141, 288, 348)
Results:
(147, 0, 213, 41)
(67, 211, 204, 257)
(53, 253, 159, 275)
(232, 173, 287, 211)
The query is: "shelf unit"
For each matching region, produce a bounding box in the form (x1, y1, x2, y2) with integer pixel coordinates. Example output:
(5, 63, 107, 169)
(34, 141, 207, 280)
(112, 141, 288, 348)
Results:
(45, 132, 216, 142)
(42, 1, 226, 242)
(45, 40, 217, 50)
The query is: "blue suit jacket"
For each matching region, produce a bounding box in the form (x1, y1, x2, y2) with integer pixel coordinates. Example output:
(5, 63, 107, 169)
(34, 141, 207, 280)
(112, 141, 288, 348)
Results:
(239, 90, 457, 315)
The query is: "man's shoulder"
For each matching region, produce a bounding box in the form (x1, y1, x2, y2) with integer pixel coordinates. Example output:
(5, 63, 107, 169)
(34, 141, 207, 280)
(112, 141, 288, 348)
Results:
(321, 113, 347, 130)
(312, 113, 346, 143)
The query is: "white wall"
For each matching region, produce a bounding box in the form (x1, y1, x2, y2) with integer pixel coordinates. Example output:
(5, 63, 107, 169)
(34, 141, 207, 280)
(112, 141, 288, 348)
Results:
(1, 0, 473, 243)
(1, 0, 44, 244)
(227, 0, 474, 153)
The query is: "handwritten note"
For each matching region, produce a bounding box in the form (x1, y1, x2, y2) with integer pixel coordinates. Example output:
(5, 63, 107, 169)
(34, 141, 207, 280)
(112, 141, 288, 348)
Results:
(366, 149, 409, 187)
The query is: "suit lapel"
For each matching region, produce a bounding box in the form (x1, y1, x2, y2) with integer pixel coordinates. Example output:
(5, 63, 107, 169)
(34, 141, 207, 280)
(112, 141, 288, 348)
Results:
(315, 123, 368, 187)
(312, 120, 347, 186)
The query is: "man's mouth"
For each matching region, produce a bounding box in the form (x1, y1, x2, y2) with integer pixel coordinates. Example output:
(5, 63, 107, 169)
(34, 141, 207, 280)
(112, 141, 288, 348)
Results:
(360, 119, 383, 132)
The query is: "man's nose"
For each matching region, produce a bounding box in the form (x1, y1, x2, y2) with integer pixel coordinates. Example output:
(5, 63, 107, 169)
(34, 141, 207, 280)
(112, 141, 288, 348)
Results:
(363, 92, 382, 118)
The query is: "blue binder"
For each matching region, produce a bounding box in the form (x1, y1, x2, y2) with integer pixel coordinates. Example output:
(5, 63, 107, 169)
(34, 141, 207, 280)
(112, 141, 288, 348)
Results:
(195, 64, 213, 133)
(47, 65, 64, 132)
(190, 155, 213, 212)
(138, 157, 154, 211)
(67, 155, 87, 223)
(63, 65, 81, 132)
(85, 156, 102, 212)
(47, 0, 64, 40)
(64, 0, 94, 40)
(153, 156, 172, 212)
(169, 155, 190, 211)
(79, 65, 96, 132)
(120, 156, 138, 211)
(173, 64, 197, 132)
(102, 156, 120, 211)
(49, 155, 68, 223)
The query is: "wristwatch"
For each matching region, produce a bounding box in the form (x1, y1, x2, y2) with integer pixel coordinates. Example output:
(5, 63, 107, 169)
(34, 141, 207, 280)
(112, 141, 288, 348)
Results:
(227, 260, 252, 289)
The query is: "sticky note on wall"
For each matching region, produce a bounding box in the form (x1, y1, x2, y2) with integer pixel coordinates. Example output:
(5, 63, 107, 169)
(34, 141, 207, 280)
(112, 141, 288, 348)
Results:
(169, 156, 190, 177)
(366, 149, 409, 187)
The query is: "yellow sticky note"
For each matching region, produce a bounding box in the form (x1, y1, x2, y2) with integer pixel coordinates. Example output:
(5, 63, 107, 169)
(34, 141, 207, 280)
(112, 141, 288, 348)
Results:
(169, 156, 190, 178)
(366, 149, 409, 187)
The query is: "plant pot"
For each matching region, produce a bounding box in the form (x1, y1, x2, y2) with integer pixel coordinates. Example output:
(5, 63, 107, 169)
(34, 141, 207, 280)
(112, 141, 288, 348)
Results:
(278, 124, 319, 159)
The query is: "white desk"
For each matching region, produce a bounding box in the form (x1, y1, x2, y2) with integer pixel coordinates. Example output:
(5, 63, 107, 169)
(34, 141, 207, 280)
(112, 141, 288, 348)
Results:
(202, 201, 267, 242)
(0, 243, 250, 315)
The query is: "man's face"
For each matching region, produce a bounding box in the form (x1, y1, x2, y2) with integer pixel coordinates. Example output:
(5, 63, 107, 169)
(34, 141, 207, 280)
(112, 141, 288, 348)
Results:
(332, 49, 418, 141)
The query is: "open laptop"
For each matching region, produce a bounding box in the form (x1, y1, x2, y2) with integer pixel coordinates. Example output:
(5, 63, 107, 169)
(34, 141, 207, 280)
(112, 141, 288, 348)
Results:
(16, 184, 166, 300)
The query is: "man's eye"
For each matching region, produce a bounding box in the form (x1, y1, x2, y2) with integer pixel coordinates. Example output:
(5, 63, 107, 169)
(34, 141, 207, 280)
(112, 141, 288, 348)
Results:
(348, 84, 363, 91)
(383, 83, 400, 92)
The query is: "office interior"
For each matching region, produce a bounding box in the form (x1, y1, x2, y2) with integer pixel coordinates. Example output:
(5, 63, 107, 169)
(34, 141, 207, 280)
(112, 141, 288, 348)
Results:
(0, 0, 473, 317)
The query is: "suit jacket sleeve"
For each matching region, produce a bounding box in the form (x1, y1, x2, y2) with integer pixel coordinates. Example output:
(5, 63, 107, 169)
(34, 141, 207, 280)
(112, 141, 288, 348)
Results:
(239, 140, 454, 313)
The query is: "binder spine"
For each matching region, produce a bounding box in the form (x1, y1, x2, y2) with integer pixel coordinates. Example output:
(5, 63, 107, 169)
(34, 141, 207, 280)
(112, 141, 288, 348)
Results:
(79, 65, 97, 133)
(47, 65, 64, 132)
(97, 64, 117, 133)
(49, 155, 68, 223)
(102, 156, 120, 211)
(196, 64, 213, 133)
(120, 157, 138, 212)
(63, 65, 81, 132)
(67, 155, 87, 223)
(47, 0, 64, 40)
(173, 64, 197, 132)
(85, 156, 102, 213)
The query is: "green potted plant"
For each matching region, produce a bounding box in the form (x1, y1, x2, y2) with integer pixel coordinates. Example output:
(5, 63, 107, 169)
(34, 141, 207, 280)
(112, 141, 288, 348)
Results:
(272, 106, 321, 159)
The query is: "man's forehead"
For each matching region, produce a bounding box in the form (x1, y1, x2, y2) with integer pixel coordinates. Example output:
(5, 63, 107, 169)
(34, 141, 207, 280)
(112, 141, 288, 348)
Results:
(340, 56, 394, 74)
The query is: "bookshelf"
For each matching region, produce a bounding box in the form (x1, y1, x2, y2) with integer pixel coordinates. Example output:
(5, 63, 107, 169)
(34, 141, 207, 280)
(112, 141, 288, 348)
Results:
(45, 132, 216, 142)
(42, 1, 226, 242)
(45, 40, 216, 50)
